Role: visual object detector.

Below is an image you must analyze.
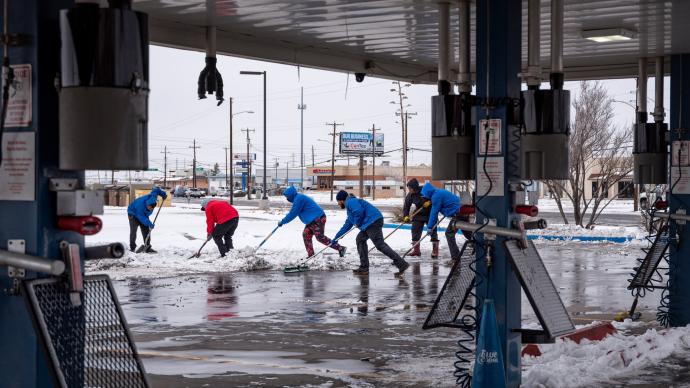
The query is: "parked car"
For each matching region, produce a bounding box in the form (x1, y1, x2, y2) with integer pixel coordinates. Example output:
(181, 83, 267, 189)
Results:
(186, 188, 206, 198)
(173, 186, 187, 197)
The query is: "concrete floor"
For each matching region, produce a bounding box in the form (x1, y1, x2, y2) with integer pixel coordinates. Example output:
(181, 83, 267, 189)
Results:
(113, 241, 676, 387)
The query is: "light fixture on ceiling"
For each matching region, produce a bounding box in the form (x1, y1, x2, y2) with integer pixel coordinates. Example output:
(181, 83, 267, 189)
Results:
(582, 28, 636, 43)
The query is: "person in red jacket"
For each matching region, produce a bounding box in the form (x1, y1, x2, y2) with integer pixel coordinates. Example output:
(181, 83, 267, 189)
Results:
(201, 199, 239, 257)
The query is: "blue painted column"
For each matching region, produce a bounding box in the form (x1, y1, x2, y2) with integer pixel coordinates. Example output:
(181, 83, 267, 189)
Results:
(475, 0, 522, 386)
(667, 54, 690, 326)
(0, 1, 81, 387)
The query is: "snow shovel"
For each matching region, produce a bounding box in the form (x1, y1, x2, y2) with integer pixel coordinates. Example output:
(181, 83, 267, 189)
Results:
(400, 216, 446, 260)
(136, 199, 163, 253)
(284, 227, 355, 274)
(367, 205, 425, 254)
(187, 234, 213, 259)
(255, 225, 280, 253)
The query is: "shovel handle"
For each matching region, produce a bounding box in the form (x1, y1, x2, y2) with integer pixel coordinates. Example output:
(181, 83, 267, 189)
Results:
(299, 227, 355, 266)
(400, 215, 446, 259)
(368, 206, 425, 254)
(256, 226, 280, 251)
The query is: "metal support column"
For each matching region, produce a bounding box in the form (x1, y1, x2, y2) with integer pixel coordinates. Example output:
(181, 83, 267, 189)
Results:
(475, 0, 522, 386)
(0, 0, 81, 386)
(668, 53, 690, 326)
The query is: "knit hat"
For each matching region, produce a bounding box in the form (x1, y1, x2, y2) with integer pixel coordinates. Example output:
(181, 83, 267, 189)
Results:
(336, 190, 349, 201)
(406, 178, 420, 191)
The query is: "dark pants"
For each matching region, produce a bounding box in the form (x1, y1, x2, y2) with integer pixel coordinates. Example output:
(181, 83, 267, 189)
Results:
(356, 218, 403, 269)
(411, 219, 438, 242)
(212, 218, 239, 256)
(444, 214, 471, 260)
(303, 215, 341, 256)
(129, 216, 150, 250)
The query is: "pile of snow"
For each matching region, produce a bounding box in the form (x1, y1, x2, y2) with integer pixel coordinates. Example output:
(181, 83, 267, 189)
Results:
(87, 204, 413, 280)
(535, 199, 638, 215)
(523, 325, 690, 387)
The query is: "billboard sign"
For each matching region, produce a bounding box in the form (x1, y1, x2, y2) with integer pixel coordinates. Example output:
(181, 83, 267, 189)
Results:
(311, 168, 335, 175)
(233, 153, 256, 161)
(339, 132, 384, 155)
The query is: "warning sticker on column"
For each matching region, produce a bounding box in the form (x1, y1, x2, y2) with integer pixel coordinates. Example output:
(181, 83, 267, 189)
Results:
(670, 166, 690, 194)
(0, 131, 35, 201)
(5, 64, 32, 127)
(477, 157, 504, 197)
(479, 119, 501, 155)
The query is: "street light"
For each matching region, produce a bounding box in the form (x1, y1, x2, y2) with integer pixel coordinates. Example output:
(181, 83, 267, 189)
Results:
(240, 70, 268, 201)
(228, 103, 253, 204)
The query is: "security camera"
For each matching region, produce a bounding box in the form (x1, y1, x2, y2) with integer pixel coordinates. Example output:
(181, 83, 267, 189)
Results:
(355, 73, 366, 83)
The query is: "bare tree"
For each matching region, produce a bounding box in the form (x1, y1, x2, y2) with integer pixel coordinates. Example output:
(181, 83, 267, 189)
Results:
(545, 81, 633, 228)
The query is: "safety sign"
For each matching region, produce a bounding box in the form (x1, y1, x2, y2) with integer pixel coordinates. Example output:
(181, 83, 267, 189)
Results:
(476, 157, 504, 197)
(479, 118, 501, 155)
(0, 131, 35, 201)
(4, 64, 32, 127)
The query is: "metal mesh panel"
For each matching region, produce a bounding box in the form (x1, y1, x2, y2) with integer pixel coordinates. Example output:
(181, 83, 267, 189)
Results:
(629, 229, 669, 289)
(423, 241, 476, 329)
(505, 240, 575, 338)
(24, 275, 149, 388)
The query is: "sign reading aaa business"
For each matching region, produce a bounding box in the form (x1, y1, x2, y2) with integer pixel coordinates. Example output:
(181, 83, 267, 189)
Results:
(339, 132, 384, 155)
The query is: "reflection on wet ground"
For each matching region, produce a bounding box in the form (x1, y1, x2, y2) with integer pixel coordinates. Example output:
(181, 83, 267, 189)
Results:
(114, 241, 679, 387)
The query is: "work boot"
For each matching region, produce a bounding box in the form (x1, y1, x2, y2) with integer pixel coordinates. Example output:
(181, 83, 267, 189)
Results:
(431, 241, 439, 258)
(145, 246, 157, 254)
(338, 246, 347, 258)
(130, 246, 136, 253)
(352, 267, 369, 275)
(395, 260, 410, 277)
(409, 242, 421, 257)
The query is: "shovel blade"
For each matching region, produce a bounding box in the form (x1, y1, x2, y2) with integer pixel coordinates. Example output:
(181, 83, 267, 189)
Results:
(283, 265, 310, 274)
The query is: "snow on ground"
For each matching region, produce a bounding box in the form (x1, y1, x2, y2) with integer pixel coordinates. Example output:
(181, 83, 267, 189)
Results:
(522, 325, 690, 387)
(535, 198, 637, 215)
(527, 224, 646, 243)
(86, 204, 417, 280)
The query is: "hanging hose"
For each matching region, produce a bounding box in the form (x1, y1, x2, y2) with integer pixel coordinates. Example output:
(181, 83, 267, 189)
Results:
(452, 121, 494, 385)
(0, 0, 13, 167)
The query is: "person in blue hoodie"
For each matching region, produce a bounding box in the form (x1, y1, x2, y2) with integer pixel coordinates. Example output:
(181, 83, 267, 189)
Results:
(420, 182, 463, 260)
(278, 186, 346, 257)
(333, 190, 409, 276)
(127, 186, 167, 253)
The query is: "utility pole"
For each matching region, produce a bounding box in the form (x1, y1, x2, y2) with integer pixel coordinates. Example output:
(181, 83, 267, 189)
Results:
(358, 155, 365, 197)
(111, 170, 114, 184)
(242, 128, 255, 199)
(229, 97, 234, 204)
(298, 87, 307, 188)
(273, 157, 279, 185)
(286, 160, 289, 186)
(223, 146, 229, 188)
(311, 145, 315, 188)
(369, 124, 380, 200)
(326, 122, 344, 201)
(189, 139, 200, 188)
(161, 146, 169, 188)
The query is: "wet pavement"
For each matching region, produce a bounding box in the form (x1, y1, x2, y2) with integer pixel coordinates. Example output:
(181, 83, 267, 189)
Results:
(113, 241, 676, 387)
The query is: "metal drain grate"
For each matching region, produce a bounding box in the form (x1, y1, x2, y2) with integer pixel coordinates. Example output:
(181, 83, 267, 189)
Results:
(23, 275, 149, 388)
(423, 241, 476, 329)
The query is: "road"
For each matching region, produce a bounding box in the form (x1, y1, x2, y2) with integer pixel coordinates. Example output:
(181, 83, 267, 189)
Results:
(174, 197, 642, 227)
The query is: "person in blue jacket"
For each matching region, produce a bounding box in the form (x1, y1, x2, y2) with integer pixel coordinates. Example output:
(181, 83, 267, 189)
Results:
(333, 190, 409, 275)
(420, 182, 464, 260)
(127, 186, 167, 253)
(278, 186, 345, 257)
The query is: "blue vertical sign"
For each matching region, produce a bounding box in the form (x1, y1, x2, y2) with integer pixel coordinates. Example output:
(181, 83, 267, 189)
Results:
(472, 300, 507, 388)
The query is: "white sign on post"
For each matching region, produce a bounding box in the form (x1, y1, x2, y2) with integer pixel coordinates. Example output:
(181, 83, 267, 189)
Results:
(479, 118, 502, 155)
(0, 131, 35, 201)
(5, 64, 32, 127)
(476, 157, 505, 197)
(672, 140, 690, 166)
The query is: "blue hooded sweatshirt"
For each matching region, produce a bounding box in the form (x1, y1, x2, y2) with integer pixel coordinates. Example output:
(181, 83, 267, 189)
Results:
(334, 195, 383, 241)
(420, 182, 460, 229)
(127, 187, 167, 227)
(279, 186, 325, 226)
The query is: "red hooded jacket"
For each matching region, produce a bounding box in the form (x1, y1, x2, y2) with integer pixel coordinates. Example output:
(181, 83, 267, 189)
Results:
(205, 201, 239, 234)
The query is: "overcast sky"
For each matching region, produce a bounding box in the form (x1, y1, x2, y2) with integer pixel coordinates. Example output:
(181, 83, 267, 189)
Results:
(90, 44, 671, 182)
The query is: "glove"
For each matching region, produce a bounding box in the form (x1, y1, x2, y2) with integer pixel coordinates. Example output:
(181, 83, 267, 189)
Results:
(278, 220, 284, 227)
(423, 201, 431, 208)
(403, 216, 410, 223)
(207, 233, 212, 240)
(149, 223, 155, 229)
